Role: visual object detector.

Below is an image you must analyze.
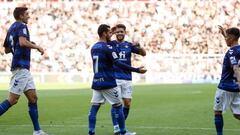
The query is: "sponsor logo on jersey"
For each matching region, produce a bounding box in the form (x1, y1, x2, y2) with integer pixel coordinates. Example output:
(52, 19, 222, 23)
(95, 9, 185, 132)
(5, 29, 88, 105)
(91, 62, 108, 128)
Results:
(112, 52, 118, 59)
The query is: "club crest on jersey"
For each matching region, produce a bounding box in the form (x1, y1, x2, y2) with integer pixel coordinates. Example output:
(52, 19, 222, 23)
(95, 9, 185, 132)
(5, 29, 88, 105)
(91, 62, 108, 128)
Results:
(107, 45, 113, 49)
(125, 45, 128, 48)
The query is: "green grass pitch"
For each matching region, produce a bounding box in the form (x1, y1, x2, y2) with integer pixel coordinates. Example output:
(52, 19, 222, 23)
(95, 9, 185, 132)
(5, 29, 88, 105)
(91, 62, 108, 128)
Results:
(0, 84, 239, 135)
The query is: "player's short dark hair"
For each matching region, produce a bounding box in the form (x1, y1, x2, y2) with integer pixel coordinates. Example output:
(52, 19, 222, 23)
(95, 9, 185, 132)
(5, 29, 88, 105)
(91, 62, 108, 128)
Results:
(97, 24, 110, 37)
(111, 26, 116, 33)
(226, 27, 240, 40)
(13, 7, 28, 20)
(116, 24, 126, 31)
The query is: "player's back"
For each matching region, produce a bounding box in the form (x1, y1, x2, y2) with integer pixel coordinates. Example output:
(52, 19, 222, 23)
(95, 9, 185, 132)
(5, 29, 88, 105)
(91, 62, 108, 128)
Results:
(218, 45, 240, 92)
(5, 21, 31, 71)
(91, 41, 117, 90)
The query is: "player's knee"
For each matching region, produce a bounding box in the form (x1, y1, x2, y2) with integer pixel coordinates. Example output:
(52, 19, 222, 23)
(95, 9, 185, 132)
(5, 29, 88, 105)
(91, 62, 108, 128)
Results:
(123, 98, 131, 108)
(8, 98, 18, 105)
(214, 111, 222, 116)
(28, 95, 38, 103)
(233, 114, 240, 120)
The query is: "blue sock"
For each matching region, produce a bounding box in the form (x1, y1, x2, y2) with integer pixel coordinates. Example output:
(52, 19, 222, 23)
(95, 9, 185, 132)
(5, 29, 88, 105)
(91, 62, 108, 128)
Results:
(28, 103, 41, 131)
(0, 99, 11, 116)
(123, 107, 129, 120)
(114, 105, 126, 134)
(88, 105, 100, 133)
(111, 107, 118, 126)
(215, 115, 223, 135)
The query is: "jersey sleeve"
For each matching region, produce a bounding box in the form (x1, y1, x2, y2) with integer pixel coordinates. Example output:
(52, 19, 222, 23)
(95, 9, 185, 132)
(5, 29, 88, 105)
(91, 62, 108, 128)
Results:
(3, 33, 8, 47)
(130, 42, 141, 54)
(105, 44, 119, 62)
(105, 44, 139, 72)
(17, 24, 28, 38)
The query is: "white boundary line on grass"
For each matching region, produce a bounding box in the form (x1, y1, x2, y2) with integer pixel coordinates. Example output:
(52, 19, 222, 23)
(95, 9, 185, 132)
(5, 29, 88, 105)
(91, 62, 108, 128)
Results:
(0, 125, 239, 132)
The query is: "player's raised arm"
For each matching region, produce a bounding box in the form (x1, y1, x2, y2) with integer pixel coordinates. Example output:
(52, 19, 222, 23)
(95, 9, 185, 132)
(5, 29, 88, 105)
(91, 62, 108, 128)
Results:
(218, 25, 227, 38)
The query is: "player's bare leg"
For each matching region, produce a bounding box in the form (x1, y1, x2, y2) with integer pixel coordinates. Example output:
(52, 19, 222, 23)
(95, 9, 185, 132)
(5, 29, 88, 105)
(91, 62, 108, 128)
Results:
(8, 92, 20, 105)
(0, 92, 20, 116)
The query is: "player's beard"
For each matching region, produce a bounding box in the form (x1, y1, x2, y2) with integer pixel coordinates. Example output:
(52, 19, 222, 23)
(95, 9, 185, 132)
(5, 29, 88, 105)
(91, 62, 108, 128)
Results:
(106, 36, 111, 42)
(116, 35, 124, 42)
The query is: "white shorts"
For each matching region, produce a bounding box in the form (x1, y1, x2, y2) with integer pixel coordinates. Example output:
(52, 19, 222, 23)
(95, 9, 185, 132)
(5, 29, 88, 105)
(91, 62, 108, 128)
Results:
(91, 87, 121, 105)
(213, 88, 240, 114)
(9, 68, 36, 95)
(116, 79, 133, 99)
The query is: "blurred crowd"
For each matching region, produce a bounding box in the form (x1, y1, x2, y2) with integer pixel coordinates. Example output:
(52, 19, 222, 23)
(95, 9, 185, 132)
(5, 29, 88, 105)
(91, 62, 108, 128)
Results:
(1, 0, 239, 82)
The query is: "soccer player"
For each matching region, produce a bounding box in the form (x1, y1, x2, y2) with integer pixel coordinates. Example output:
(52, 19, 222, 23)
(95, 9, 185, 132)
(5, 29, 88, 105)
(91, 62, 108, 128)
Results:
(0, 7, 48, 135)
(110, 24, 146, 134)
(88, 24, 147, 135)
(214, 26, 240, 135)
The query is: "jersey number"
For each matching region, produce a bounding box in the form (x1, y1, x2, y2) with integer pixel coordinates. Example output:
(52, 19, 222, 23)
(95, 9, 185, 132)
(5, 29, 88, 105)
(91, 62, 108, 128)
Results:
(93, 56, 99, 73)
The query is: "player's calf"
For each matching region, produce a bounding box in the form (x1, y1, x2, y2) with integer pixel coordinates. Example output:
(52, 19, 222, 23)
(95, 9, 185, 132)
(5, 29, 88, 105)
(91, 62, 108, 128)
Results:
(0, 93, 20, 116)
(0, 99, 12, 116)
(25, 89, 38, 103)
(214, 112, 224, 135)
(123, 98, 131, 120)
(88, 104, 101, 134)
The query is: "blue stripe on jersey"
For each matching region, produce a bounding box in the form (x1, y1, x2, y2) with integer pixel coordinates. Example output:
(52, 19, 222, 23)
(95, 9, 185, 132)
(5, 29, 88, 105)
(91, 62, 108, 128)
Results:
(110, 40, 140, 80)
(6, 22, 31, 71)
(91, 42, 118, 90)
(218, 45, 240, 92)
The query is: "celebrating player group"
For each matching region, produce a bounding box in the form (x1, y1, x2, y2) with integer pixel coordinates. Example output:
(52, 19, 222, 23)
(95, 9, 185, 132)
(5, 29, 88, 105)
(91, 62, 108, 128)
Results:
(1, 6, 240, 135)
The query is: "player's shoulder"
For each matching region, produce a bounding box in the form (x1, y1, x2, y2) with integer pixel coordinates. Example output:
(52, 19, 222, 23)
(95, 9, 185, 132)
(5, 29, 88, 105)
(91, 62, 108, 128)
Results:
(108, 40, 116, 44)
(227, 45, 240, 56)
(123, 41, 132, 45)
(13, 21, 26, 28)
(92, 41, 113, 50)
(9, 22, 26, 32)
